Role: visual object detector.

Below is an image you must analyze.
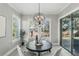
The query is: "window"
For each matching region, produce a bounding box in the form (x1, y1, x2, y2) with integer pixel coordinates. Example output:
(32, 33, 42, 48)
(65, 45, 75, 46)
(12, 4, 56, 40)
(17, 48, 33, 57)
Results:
(28, 17, 50, 41)
(12, 15, 21, 42)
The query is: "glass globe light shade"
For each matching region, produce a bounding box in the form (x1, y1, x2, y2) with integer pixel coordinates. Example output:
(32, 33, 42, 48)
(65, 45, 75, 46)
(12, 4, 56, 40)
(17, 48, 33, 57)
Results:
(34, 15, 45, 24)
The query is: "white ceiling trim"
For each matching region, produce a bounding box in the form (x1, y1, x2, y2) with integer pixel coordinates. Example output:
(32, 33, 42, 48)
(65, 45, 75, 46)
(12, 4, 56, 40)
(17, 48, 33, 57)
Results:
(57, 3, 71, 14)
(8, 3, 70, 15)
(8, 3, 22, 14)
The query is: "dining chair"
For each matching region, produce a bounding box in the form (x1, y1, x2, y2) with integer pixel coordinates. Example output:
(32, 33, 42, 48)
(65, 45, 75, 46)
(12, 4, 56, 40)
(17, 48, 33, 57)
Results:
(16, 45, 24, 56)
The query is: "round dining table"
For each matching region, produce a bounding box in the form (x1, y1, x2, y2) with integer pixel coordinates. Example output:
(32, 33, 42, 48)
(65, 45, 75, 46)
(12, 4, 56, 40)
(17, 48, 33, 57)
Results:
(26, 40, 52, 56)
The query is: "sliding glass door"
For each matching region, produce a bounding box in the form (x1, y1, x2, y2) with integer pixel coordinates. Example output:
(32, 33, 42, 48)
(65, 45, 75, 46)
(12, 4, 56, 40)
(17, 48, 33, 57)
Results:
(60, 15, 71, 52)
(72, 11, 79, 55)
(60, 10, 79, 56)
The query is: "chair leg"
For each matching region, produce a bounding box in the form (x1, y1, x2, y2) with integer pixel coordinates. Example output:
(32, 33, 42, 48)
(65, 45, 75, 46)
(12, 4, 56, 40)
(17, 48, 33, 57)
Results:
(38, 52, 41, 56)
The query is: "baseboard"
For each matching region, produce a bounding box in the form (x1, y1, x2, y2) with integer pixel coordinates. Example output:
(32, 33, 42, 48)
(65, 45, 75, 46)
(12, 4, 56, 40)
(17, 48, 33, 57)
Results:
(53, 43, 59, 46)
(3, 46, 17, 56)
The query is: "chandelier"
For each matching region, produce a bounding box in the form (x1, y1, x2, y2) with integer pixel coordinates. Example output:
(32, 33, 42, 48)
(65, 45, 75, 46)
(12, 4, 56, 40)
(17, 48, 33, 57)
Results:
(34, 3, 45, 25)
(34, 3, 45, 46)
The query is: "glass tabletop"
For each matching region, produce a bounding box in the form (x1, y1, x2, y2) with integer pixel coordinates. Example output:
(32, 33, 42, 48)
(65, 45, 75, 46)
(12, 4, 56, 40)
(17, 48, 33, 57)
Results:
(26, 40, 52, 52)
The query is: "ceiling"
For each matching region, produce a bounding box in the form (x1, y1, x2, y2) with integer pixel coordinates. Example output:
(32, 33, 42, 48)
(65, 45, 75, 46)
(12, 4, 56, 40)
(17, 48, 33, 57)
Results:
(8, 3, 70, 15)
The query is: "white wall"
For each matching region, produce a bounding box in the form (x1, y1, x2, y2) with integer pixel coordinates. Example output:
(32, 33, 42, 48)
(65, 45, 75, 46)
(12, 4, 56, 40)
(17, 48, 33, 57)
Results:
(47, 15, 59, 45)
(22, 15, 59, 45)
(0, 3, 21, 55)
